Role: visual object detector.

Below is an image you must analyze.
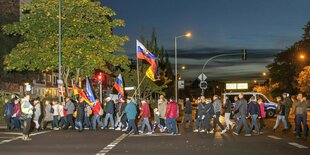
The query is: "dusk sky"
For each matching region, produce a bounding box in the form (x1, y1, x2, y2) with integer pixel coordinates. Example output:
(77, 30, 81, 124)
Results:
(101, 0, 310, 82)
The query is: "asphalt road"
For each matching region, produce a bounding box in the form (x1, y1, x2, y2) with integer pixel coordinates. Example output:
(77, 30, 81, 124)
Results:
(0, 116, 309, 155)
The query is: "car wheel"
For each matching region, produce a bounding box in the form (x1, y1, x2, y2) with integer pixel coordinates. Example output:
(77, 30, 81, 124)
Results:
(266, 109, 275, 118)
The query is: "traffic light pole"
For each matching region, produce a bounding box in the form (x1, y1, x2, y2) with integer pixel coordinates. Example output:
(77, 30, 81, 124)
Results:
(200, 50, 247, 96)
(99, 81, 102, 103)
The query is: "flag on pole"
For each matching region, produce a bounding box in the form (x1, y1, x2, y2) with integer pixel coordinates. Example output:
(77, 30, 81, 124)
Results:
(86, 78, 96, 103)
(114, 74, 124, 98)
(72, 83, 94, 106)
(136, 40, 157, 81)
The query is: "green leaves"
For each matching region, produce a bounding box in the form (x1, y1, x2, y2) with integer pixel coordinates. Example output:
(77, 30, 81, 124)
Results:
(2, 0, 129, 79)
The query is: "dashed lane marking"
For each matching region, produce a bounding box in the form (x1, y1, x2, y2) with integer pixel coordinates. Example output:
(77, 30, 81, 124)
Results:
(288, 142, 308, 149)
(96, 133, 128, 155)
(267, 135, 282, 140)
(0, 131, 51, 145)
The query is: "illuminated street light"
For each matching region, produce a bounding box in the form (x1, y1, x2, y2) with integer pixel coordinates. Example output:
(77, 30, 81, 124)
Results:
(300, 54, 305, 60)
(175, 32, 191, 103)
(262, 72, 267, 76)
(181, 66, 186, 70)
(254, 80, 257, 83)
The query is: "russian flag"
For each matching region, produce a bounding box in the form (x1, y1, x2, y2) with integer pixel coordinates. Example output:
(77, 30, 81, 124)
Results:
(86, 78, 96, 103)
(136, 40, 156, 66)
(114, 74, 124, 97)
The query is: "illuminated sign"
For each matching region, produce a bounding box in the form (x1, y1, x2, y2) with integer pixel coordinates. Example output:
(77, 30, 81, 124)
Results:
(226, 83, 248, 90)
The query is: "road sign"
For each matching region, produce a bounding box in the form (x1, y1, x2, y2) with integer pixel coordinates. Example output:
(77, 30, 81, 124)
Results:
(199, 81, 208, 89)
(178, 80, 185, 89)
(198, 73, 207, 81)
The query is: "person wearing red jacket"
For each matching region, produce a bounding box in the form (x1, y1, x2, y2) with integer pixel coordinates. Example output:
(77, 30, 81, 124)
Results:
(139, 100, 152, 134)
(165, 97, 179, 135)
(92, 99, 105, 131)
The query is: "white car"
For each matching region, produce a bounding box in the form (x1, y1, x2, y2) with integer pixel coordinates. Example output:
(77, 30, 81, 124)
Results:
(222, 92, 277, 118)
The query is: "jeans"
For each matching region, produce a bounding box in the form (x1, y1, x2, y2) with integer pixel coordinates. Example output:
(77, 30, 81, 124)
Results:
(273, 115, 288, 129)
(5, 116, 13, 130)
(285, 109, 291, 128)
(76, 120, 83, 131)
(84, 114, 91, 128)
(296, 114, 307, 137)
(182, 114, 193, 127)
(236, 115, 251, 134)
(115, 113, 121, 128)
(195, 116, 204, 130)
(141, 118, 152, 132)
(13, 117, 21, 129)
(66, 114, 75, 128)
(259, 118, 265, 131)
(92, 114, 104, 130)
(59, 117, 67, 128)
(250, 114, 259, 132)
(104, 113, 114, 128)
(121, 115, 128, 129)
(53, 115, 59, 128)
(127, 119, 138, 134)
(224, 113, 233, 128)
(166, 118, 177, 134)
(213, 112, 225, 130)
(204, 115, 212, 130)
(23, 118, 31, 135)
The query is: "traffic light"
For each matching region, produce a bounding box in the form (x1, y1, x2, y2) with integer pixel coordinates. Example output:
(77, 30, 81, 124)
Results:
(242, 48, 247, 61)
(98, 74, 103, 82)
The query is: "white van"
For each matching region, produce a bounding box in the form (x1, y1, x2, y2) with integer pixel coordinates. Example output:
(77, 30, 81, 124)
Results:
(222, 92, 277, 118)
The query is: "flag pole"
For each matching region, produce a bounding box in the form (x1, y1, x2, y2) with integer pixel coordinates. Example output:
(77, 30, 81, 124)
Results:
(132, 74, 147, 98)
(136, 40, 140, 100)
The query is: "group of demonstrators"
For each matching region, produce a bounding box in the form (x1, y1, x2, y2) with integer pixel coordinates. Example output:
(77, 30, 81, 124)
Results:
(3, 92, 308, 140)
(2, 94, 180, 140)
(188, 92, 308, 138)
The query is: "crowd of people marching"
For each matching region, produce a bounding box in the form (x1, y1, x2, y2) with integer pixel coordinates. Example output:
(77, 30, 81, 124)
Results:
(2, 92, 309, 141)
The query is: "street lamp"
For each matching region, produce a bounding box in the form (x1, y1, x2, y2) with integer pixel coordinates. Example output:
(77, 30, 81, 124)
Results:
(262, 72, 267, 76)
(175, 32, 191, 103)
(181, 66, 186, 70)
(300, 54, 305, 60)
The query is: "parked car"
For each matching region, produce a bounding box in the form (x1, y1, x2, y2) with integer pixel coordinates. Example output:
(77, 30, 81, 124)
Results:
(222, 92, 277, 118)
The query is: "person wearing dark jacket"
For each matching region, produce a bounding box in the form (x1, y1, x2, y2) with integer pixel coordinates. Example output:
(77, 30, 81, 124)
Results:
(224, 98, 233, 130)
(204, 98, 215, 133)
(3, 99, 14, 130)
(247, 97, 261, 134)
(194, 96, 207, 132)
(124, 98, 138, 135)
(282, 93, 292, 129)
(211, 95, 227, 134)
(76, 98, 86, 132)
(182, 98, 193, 128)
(273, 96, 288, 132)
(104, 97, 115, 129)
(233, 93, 251, 136)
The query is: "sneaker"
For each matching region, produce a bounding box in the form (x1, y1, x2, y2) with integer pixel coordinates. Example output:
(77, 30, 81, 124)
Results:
(233, 132, 239, 136)
(53, 127, 60, 130)
(24, 136, 32, 141)
(200, 129, 206, 132)
(115, 127, 121, 131)
(75, 127, 79, 130)
(109, 127, 115, 130)
(68, 126, 72, 129)
(206, 131, 210, 134)
(193, 129, 199, 132)
(221, 129, 227, 134)
(209, 130, 214, 134)
(100, 127, 105, 130)
(122, 129, 127, 132)
(139, 130, 143, 133)
(252, 130, 258, 134)
(244, 134, 252, 137)
(146, 132, 152, 135)
(84, 127, 90, 130)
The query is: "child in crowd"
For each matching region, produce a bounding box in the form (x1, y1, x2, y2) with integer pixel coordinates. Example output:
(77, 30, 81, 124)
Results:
(152, 108, 163, 133)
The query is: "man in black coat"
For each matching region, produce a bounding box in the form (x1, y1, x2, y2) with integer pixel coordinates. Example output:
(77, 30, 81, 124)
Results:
(76, 98, 86, 132)
(182, 98, 193, 128)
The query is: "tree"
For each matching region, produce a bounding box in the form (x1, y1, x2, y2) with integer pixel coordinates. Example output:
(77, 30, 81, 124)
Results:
(267, 21, 310, 97)
(2, 0, 130, 96)
(297, 66, 310, 95)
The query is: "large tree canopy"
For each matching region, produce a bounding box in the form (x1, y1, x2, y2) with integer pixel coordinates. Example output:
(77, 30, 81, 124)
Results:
(2, 0, 130, 82)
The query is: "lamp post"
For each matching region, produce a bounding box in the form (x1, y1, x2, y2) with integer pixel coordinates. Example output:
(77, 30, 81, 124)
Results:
(175, 32, 191, 103)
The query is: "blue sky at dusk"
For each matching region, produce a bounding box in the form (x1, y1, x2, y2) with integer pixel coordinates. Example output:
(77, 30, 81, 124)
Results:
(101, 0, 310, 82)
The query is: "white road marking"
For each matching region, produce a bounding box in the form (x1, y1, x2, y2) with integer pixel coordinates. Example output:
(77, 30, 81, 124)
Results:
(0, 131, 51, 145)
(267, 135, 282, 140)
(288, 142, 308, 149)
(129, 133, 181, 137)
(96, 133, 128, 155)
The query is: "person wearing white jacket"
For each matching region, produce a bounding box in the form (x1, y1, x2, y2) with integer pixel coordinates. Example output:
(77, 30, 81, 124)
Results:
(52, 101, 60, 130)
